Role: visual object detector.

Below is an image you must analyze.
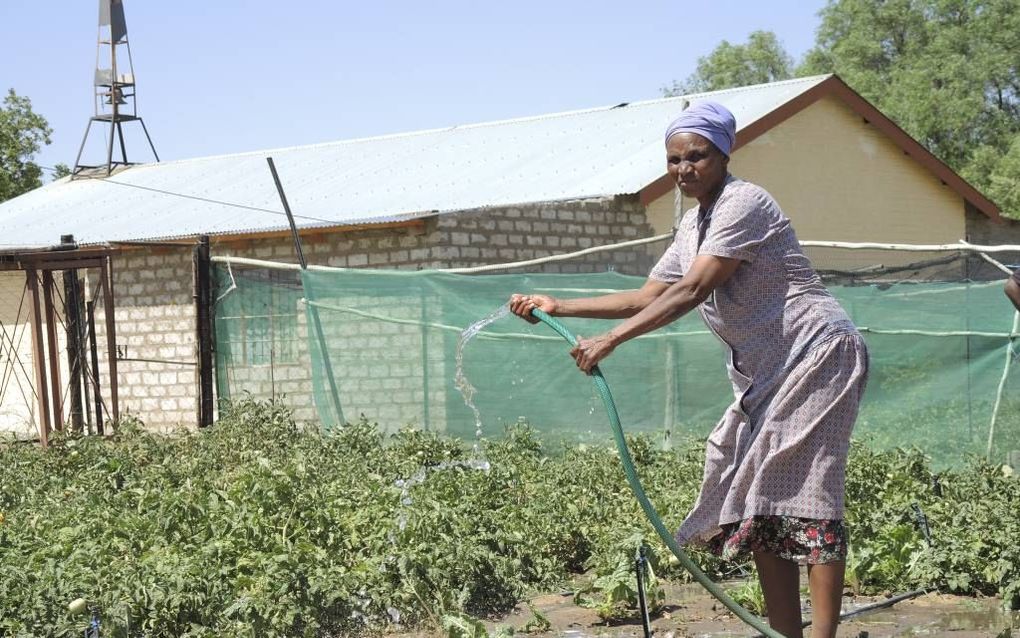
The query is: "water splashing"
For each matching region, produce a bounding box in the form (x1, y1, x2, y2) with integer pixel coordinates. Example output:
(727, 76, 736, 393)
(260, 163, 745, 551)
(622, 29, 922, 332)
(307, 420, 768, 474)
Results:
(455, 303, 511, 451)
(389, 305, 508, 546)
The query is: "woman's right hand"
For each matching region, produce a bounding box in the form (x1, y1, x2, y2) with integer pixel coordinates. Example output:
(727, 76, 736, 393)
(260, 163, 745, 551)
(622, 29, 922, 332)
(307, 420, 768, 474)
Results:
(509, 293, 558, 324)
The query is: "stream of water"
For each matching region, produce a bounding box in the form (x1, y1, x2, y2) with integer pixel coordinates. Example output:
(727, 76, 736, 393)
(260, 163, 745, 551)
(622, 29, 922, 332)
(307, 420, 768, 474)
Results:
(454, 303, 511, 453)
(390, 304, 510, 538)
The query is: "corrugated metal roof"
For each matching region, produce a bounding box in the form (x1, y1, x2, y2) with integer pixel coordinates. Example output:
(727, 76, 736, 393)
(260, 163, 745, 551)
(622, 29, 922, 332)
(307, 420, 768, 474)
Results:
(0, 75, 831, 247)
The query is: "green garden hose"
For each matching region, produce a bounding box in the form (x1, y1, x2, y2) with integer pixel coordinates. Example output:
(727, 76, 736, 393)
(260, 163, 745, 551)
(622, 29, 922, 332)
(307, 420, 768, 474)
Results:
(530, 308, 787, 638)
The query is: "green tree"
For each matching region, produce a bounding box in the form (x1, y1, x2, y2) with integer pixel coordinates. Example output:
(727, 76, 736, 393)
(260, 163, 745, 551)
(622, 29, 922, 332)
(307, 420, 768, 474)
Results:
(0, 89, 54, 203)
(663, 31, 795, 97)
(799, 0, 1020, 217)
(51, 163, 72, 179)
(962, 134, 1020, 218)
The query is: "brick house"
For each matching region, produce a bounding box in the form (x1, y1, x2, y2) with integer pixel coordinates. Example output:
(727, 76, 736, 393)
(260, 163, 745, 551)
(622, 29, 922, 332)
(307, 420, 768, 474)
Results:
(0, 74, 1014, 438)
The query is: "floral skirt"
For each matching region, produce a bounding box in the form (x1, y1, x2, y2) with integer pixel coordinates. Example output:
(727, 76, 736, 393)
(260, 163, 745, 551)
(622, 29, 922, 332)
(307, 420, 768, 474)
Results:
(707, 515, 847, 565)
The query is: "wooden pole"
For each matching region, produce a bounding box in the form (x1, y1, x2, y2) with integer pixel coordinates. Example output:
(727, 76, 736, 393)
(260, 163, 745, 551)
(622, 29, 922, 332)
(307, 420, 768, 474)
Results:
(63, 269, 85, 432)
(25, 268, 51, 446)
(193, 236, 214, 426)
(100, 258, 120, 423)
(41, 271, 63, 431)
(86, 298, 103, 433)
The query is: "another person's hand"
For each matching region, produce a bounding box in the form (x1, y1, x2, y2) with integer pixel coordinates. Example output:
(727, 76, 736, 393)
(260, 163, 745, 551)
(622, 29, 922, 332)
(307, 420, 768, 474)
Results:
(509, 293, 558, 324)
(571, 332, 618, 374)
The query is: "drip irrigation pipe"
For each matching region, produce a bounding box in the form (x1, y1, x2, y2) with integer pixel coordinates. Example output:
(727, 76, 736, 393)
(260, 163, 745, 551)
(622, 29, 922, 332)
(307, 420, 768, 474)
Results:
(828, 589, 929, 624)
(751, 587, 930, 637)
(529, 308, 786, 638)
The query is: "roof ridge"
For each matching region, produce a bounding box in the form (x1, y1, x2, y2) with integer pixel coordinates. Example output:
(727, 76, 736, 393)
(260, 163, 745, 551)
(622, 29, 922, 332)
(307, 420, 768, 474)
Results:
(103, 75, 834, 173)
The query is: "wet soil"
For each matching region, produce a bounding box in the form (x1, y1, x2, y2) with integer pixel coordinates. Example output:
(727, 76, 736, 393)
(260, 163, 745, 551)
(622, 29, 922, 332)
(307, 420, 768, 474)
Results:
(476, 580, 1019, 638)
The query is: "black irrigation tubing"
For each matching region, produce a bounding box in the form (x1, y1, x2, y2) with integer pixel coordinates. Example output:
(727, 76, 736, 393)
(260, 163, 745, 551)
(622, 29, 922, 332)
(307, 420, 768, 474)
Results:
(750, 588, 931, 637)
(831, 589, 929, 623)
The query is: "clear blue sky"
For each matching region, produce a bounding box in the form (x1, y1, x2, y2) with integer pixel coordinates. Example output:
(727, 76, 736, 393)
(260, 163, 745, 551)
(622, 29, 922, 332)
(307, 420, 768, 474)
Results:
(1, 1, 828, 174)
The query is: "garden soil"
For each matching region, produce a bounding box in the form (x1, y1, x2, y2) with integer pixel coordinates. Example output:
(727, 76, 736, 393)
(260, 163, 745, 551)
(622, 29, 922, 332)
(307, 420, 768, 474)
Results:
(479, 582, 1019, 638)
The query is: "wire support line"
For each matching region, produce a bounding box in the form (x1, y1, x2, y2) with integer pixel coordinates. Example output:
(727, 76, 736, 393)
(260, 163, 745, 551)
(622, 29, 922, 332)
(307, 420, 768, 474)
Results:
(960, 240, 1015, 276)
(48, 170, 344, 226)
(302, 298, 711, 341)
(987, 309, 1019, 460)
(440, 233, 673, 274)
(856, 326, 1019, 338)
(302, 298, 1020, 340)
(215, 261, 238, 303)
(801, 240, 1020, 253)
(116, 356, 197, 367)
(212, 238, 1020, 276)
(880, 280, 1005, 298)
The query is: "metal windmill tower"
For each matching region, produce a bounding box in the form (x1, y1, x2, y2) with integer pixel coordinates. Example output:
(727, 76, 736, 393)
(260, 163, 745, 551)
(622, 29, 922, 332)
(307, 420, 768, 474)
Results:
(72, 0, 159, 176)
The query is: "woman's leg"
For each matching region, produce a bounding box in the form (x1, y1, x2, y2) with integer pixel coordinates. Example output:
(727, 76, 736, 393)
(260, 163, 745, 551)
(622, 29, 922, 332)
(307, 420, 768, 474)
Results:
(754, 550, 803, 638)
(806, 560, 845, 638)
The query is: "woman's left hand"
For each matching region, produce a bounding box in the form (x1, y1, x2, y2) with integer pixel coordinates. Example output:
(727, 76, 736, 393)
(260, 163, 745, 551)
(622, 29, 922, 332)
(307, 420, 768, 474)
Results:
(570, 333, 618, 374)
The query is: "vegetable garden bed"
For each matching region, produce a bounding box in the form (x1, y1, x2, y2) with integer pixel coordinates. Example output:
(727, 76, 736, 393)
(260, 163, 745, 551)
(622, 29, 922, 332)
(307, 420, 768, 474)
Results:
(0, 399, 1017, 637)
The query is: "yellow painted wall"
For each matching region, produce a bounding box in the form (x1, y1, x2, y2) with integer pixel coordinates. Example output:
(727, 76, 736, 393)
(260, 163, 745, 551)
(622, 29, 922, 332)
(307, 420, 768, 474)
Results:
(646, 95, 968, 271)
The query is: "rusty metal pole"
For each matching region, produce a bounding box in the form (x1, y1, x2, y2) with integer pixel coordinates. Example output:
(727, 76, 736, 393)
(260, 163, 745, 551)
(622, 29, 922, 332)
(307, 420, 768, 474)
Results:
(41, 271, 63, 431)
(266, 156, 346, 425)
(100, 257, 120, 423)
(25, 268, 51, 446)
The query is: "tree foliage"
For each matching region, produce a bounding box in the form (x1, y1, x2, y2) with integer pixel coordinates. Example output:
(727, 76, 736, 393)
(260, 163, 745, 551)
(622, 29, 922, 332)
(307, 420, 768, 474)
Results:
(801, 0, 1020, 216)
(663, 1, 1020, 218)
(0, 89, 53, 203)
(663, 31, 794, 97)
(52, 163, 72, 179)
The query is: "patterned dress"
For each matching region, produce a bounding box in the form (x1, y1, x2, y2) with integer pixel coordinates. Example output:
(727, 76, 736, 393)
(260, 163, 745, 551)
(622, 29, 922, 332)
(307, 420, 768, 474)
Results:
(649, 175, 869, 564)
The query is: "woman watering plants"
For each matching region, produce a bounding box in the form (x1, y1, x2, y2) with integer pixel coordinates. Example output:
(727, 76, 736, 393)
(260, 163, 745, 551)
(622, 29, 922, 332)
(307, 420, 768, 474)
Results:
(509, 101, 868, 638)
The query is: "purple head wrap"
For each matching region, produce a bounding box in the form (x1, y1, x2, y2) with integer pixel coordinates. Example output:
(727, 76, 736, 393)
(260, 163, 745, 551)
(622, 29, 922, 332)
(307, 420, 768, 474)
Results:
(664, 101, 736, 156)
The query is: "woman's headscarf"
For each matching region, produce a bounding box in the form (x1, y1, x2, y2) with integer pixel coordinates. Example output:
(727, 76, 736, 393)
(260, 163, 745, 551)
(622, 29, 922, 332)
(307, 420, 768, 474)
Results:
(664, 101, 737, 157)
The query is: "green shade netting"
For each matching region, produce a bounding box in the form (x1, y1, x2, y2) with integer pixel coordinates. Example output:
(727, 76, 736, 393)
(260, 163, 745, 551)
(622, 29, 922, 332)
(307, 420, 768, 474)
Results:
(214, 266, 1019, 469)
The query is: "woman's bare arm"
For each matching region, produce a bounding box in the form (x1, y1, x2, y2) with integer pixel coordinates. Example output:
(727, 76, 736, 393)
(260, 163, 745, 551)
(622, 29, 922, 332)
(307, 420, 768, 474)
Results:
(509, 278, 670, 323)
(571, 254, 741, 372)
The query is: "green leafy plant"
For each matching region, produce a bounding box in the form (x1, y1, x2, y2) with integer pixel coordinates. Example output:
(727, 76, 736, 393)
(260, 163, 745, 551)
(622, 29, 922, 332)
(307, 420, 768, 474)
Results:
(0, 398, 1017, 636)
(726, 571, 766, 616)
(573, 534, 665, 621)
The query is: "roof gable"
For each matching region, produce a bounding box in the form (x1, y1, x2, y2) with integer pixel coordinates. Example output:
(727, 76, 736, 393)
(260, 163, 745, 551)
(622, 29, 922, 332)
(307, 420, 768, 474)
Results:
(640, 75, 1000, 222)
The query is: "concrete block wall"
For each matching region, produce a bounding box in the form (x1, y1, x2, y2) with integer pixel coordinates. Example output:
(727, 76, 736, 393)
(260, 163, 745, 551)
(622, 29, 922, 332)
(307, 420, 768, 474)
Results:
(311, 294, 447, 428)
(435, 196, 661, 275)
(90, 248, 199, 432)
